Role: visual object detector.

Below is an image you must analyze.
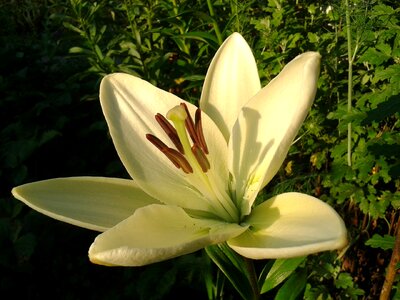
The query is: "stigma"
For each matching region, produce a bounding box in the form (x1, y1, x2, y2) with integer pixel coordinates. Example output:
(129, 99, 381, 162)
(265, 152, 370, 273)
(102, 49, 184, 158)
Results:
(146, 103, 210, 174)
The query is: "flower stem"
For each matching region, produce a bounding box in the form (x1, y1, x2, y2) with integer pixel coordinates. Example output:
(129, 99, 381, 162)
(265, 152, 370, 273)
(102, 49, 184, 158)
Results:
(345, 0, 353, 167)
(243, 257, 260, 300)
(380, 216, 400, 300)
(205, 244, 260, 300)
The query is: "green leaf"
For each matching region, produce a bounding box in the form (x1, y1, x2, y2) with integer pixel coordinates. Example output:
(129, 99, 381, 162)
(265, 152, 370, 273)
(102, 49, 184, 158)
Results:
(94, 44, 104, 60)
(307, 32, 319, 43)
(374, 65, 400, 83)
(359, 47, 390, 65)
(362, 94, 400, 125)
(392, 199, 400, 209)
(274, 269, 307, 300)
(182, 74, 205, 81)
(335, 272, 354, 289)
(260, 256, 306, 294)
(179, 31, 219, 46)
(63, 21, 83, 34)
(205, 243, 258, 300)
(376, 43, 392, 57)
(365, 234, 395, 250)
(69, 46, 92, 55)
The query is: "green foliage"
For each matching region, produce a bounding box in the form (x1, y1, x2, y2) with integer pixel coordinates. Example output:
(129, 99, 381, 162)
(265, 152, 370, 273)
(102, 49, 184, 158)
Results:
(259, 256, 306, 294)
(250, 1, 399, 296)
(366, 233, 395, 250)
(333, 273, 365, 298)
(205, 243, 259, 300)
(275, 269, 308, 300)
(2, 0, 400, 299)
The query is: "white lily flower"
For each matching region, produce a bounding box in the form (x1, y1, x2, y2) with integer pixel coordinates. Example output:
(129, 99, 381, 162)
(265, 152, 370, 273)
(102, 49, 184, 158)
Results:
(12, 33, 347, 266)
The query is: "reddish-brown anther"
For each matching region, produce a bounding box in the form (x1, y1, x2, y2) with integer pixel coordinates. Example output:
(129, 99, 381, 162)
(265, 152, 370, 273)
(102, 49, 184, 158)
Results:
(155, 113, 184, 153)
(147, 103, 210, 175)
(146, 134, 192, 173)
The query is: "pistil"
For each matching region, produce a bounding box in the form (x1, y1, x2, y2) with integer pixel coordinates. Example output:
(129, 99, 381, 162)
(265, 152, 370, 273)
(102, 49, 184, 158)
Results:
(146, 103, 239, 223)
(166, 104, 210, 174)
(146, 104, 210, 175)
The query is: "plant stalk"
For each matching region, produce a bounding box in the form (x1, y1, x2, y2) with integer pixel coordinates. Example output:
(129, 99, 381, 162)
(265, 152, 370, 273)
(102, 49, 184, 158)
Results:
(345, 0, 353, 167)
(380, 216, 400, 300)
(243, 257, 260, 300)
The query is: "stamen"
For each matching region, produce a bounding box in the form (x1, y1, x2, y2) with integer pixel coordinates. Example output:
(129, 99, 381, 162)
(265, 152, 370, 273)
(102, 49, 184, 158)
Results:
(164, 148, 193, 174)
(155, 113, 184, 153)
(180, 103, 200, 146)
(149, 103, 211, 175)
(146, 134, 192, 172)
(195, 109, 209, 154)
(192, 144, 210, 172)
(146, 133, 168, 152)
(147, 105, 240, 223)
(180, 103, 209, 155)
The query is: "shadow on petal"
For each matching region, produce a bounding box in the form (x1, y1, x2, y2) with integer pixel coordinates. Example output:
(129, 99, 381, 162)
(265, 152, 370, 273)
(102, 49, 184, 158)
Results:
(229, 107, 275, 215)
(228, 192, 347, 259)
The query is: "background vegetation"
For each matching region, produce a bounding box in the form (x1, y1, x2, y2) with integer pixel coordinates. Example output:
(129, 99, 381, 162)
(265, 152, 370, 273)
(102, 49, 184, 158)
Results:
(1, 0, 399, 299)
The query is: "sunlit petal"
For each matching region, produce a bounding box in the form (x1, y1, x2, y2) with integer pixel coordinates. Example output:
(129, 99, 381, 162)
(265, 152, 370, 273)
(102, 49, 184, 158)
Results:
(12, 31, 346, 271)
(100, 73, 229, 214)
(227, 192, 347, 259)
(89, 204, 248, 266)
(12, 177, 160, 232)
(229, 52, 321, 214)
(200, 32, 261, 141)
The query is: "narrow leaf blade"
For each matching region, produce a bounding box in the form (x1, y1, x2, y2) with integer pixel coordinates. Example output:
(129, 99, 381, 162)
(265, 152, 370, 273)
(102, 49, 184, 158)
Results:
(260, 256, 306, 294)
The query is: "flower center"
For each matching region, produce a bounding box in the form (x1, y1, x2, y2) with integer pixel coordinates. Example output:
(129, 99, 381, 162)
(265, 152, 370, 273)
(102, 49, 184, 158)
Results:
(146, 103, 239, 223)
(146, 103, 210, 175)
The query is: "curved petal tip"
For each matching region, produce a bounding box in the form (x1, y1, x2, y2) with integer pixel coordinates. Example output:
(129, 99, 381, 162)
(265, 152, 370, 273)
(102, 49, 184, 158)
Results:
(227, 192, 347, 259)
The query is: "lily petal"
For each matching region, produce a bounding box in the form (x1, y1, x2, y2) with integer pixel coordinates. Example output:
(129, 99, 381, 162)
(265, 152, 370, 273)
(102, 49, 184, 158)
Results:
(89, 204, 248, 266)
(200, 32, 261, 141)
(100, 73, 229, 215)
(229, 52, 321, 214)
(227, 192, 347, 259)
(11, 177, 160, 232)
